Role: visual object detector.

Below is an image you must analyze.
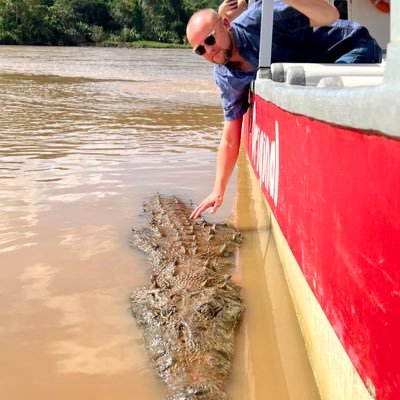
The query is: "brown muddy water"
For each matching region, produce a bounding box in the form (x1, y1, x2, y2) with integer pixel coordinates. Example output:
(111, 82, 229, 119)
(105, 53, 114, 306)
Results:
(0, 46, 320, 399)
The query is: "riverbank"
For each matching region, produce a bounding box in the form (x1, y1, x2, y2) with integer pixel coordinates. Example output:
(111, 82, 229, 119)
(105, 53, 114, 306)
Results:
(101, 40, 190, 49)
(0, 41, 191, 49)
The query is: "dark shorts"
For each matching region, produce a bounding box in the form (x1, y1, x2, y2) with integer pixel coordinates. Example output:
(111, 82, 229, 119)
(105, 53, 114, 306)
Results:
(335, 37, 383, 64)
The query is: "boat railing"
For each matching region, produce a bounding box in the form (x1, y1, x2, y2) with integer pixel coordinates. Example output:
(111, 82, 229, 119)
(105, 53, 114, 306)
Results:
(316, 75, 383, 87)
(270, 62, 385, 86)
(250, 0, 398, 137)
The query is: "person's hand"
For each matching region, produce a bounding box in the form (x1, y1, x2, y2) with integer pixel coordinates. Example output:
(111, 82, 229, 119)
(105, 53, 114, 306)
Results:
(190, 191, 224, 219)
(218, 0, 238, 16)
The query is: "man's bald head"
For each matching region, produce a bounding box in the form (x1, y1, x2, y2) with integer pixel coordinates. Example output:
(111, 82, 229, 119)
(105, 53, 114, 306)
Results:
(186, 8, 221, 46)
(186, 8, 234, 65)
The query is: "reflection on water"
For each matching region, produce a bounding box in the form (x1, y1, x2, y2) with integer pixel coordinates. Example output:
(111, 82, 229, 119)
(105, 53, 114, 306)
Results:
(230, 153, 320, 400)
(0, 46, 318, 400)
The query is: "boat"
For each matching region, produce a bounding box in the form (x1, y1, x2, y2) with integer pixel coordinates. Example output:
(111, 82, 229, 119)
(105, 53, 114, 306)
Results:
(241, 1, 399, 399)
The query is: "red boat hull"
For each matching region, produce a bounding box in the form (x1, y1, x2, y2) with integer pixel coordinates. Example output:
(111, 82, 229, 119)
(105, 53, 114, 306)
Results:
(242, 94, 400, 400)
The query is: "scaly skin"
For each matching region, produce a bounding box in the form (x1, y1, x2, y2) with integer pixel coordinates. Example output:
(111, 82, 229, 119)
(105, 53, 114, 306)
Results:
(130, 195, 243, 400)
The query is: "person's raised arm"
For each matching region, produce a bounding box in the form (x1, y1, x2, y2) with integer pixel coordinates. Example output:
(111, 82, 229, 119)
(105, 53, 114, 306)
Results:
(285, 0, 339, 27)
(218, 0, 248, 21)
(190, 117, 242, 219)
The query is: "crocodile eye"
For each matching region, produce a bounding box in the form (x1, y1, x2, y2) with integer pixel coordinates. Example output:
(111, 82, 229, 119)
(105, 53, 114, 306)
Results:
(186, 383, 211, 395)
(170, 293, 181, 301)
(160, 304, 176, 317)
(196, 302, 220, 319)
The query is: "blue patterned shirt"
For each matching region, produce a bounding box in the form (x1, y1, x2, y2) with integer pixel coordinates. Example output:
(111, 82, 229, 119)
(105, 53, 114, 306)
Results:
(215, 0, 377, 120)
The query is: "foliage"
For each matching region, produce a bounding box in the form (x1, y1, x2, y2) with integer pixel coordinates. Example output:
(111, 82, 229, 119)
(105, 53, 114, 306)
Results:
(0, 0, 222, 45)
(103, 39, 190, 48)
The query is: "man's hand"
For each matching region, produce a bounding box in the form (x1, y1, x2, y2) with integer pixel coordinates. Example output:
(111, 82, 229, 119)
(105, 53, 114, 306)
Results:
(190, 190, 224, 219)
(219, 0, 238, 15)
(190, 117, 242, 220)
(218, 0, 248, 21)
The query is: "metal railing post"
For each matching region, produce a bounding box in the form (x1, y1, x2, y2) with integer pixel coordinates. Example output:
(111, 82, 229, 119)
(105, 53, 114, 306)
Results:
(257, 0, 274, 79)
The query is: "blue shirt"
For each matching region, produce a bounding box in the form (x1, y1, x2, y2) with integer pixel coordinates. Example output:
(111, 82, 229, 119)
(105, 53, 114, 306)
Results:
(215, 0, 376, 121)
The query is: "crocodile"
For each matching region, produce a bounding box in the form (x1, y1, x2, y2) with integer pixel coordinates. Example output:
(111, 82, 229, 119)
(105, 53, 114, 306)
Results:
(130, 195, 244, 400)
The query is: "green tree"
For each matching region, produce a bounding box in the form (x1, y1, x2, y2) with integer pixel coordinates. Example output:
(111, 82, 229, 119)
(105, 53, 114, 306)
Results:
(183, 0, 221, 15)
(70, 0, 110, 28)
(0, 0, 225, 45)
(139, 0, 187, 43)
(49, 0, 81, 44)
(0, 0, 57, 43)
(110, 0, 142, 29)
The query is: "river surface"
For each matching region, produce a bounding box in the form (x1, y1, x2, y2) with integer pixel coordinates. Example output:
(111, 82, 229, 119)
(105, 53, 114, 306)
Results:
(0, 46, 319, 399)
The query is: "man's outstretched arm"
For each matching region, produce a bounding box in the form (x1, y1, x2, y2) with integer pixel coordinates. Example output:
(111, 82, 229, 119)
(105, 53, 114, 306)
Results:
(190, 117, 242, 219)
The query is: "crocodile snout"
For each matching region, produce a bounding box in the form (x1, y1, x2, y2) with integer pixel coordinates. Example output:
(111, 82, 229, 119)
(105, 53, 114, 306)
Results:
(168, 383, 227, 400)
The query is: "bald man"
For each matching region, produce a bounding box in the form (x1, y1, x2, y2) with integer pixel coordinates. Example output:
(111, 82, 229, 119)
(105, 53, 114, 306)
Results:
(187, 0, 382, 219)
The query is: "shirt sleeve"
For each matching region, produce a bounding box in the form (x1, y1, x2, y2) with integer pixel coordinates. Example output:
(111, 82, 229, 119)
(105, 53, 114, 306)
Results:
(214, 66, 252, 121)
(273, 0, 310, 33)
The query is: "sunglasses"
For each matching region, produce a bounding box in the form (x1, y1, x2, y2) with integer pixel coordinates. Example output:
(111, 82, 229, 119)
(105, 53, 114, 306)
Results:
(194, 32, 216, 56)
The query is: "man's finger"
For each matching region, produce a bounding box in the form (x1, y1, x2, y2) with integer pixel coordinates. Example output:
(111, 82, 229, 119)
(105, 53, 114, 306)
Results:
(190, 203, 205, 219)
(190, 206, 201, 219)
(190, 200, 214, 219)
(210, 200, 221, 214)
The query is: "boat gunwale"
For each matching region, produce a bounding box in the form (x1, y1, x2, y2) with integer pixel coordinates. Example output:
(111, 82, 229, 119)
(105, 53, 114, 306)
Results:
(252, 43, 400, 139)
